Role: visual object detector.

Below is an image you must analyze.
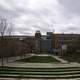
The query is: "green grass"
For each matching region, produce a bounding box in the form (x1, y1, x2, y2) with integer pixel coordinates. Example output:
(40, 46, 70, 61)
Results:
(16, 56, 59, 63)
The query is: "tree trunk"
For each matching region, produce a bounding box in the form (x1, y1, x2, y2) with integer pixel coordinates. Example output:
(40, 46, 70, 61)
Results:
(1, 56, 4, 67)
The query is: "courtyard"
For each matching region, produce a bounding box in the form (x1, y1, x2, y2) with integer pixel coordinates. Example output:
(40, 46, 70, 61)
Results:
(0, 54, 80, 80)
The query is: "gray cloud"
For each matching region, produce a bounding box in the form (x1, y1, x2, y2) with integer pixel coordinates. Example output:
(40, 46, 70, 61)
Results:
(59, 0, 80, 14)
(0, 0, 80, 35)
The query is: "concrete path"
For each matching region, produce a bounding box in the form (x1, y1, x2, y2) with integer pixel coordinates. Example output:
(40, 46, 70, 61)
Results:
(4, 61, 80, 68)
(0, 78, 80, 80)
(52, 55, 68, 63)
(1, 54, 80, 68)
(0, 54, 33, 66)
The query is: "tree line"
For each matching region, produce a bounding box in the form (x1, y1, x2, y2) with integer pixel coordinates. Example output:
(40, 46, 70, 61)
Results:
(0, 16, 34, 66)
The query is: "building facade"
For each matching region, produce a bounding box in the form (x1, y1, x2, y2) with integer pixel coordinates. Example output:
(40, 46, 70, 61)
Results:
(0, 31, 80, 57)
(35, 31, 55, 54)
(34, 31, 80, 55)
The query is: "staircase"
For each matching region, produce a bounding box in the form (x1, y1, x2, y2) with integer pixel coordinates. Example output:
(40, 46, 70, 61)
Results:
(0, 66, 80, 80)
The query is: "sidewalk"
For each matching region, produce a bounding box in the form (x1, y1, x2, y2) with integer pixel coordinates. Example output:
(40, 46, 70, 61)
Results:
(52, 55, 68, 63)
(0, 54, 33, 66)
(0, 78, 80, 80)
(1, 54, 80, 68)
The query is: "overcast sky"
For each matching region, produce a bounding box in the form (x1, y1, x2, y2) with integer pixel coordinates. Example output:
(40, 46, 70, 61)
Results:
(0, 0, 80, 35)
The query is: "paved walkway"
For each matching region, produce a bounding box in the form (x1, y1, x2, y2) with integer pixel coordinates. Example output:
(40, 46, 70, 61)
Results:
(5, 62, 80, 68)
(0, 54, 33, 66)
(0, 54, 80, 68)
(52, 55, 68, 63)
(0, 78, 80, 80)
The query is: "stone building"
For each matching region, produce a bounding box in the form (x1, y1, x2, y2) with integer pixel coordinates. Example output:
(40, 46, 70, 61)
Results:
(54, 34, 80, 56)
(0, 32, 80, 57)
(35, 31, 54, 54)
(34, 31, 80, 55)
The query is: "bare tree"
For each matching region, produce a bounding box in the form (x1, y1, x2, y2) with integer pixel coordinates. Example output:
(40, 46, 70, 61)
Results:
(0, 17, 8, 36)
(0, 16, 13, 66)
(7, 21, 13, 36)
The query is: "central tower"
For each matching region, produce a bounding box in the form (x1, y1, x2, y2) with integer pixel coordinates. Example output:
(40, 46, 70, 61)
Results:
(35, 30, 41, 53)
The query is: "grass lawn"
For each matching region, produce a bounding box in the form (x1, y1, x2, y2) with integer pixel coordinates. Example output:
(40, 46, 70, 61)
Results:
(16, 56, 59, 63)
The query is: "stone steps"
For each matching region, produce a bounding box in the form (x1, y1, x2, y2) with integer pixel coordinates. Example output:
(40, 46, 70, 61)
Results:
(0, 66, 80, 79)
(0, 74, 80, 79)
